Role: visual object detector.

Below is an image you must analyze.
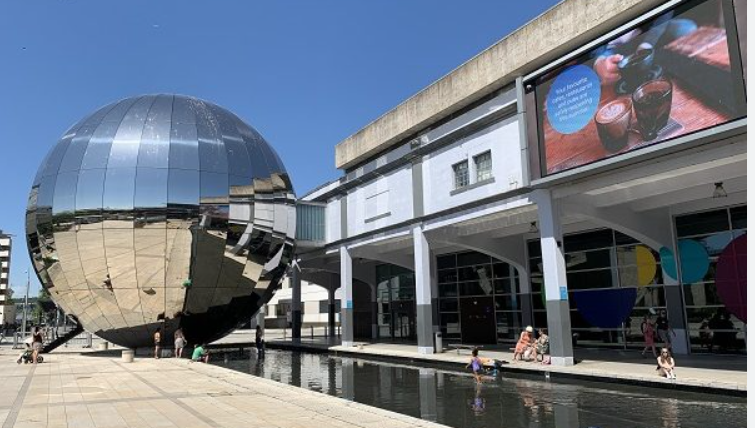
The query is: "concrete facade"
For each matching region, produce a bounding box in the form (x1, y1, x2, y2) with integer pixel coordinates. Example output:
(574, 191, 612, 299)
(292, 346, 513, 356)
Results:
(335, 0, 668, 169)
(296, 0, 747, 364)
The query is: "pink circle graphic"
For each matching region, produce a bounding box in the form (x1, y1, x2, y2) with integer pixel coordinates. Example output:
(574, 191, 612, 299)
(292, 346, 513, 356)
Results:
(715, 234, 746, 323)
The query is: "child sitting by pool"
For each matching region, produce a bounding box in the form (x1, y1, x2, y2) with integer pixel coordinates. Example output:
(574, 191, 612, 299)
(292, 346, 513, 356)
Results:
(191, 344, 209, 363)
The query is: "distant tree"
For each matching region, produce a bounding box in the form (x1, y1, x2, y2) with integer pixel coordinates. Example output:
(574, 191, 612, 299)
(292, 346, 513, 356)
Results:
(32, 288, 55, 324)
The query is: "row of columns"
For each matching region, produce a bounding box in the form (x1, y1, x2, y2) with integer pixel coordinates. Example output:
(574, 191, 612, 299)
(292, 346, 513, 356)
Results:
(287, 189, 689, 365)
(322, 190, 578, 364)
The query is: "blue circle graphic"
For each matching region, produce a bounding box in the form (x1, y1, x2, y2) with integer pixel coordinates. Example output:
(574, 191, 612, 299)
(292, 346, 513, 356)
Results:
(546, 64, 601, 134)
(678, 239, 711, 284)
(659, 240, 711, 283)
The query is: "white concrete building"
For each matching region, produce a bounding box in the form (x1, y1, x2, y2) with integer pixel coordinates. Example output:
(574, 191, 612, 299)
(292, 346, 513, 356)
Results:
(291, 0, 747, 365)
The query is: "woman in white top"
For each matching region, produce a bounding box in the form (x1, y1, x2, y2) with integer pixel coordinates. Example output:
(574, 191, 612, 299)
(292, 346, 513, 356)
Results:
(657, 348, 677, 379)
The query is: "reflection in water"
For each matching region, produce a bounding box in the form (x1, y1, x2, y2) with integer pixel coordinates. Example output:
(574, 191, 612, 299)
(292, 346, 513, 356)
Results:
(215, 350, 745, 428)
(470, 384, 485, 415)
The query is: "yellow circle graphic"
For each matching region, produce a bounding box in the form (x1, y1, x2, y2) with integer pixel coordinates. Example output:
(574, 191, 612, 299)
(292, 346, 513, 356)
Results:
(636, 245, 657, 287)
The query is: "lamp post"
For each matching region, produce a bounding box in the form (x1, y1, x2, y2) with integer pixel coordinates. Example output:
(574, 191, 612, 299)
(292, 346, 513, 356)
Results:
(21, 270, 30, 339)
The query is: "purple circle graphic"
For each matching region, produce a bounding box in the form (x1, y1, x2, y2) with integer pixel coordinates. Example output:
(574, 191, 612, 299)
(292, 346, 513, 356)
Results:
(715, 234, 746, 323)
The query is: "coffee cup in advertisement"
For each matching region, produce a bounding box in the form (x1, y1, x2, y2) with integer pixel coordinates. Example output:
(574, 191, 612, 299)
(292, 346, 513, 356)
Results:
(594, 98, 633, 153)
(617, 48, 655, 92)
(632, 78, 673, 141)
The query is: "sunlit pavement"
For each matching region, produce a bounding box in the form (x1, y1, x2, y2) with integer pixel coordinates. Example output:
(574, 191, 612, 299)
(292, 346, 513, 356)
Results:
(0, 345, 447, 428)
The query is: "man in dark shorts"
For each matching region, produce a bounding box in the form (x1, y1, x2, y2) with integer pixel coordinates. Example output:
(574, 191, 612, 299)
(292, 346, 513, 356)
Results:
(655, 310, 675, 350)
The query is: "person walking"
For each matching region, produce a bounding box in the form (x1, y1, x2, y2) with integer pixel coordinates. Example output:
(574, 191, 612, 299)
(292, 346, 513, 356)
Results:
(153, 328, 162, 359)
(174, 328, 186, 358)
(641, 315, 657, 358)
(31, 326, 44, 364)
(655, 310, 675, 350)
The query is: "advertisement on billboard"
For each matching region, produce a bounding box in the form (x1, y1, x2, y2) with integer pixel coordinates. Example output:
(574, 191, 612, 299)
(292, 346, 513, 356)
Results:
(529, 0, 746, 176)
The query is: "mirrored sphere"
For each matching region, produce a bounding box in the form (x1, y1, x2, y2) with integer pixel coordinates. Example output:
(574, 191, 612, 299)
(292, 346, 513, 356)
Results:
(26, 94, 296, 348)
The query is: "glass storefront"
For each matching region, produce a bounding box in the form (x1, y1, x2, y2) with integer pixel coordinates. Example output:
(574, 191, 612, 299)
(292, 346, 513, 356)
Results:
(437, 252, 523, 345)
(371, 205, 747, 354)
(528, 229, 666, 350)
(376, 264, 416, 341)
(676, 205, 746, 354)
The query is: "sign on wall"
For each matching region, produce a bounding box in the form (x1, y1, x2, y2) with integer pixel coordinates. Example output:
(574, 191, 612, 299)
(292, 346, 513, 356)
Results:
(527, 0, 746, 177)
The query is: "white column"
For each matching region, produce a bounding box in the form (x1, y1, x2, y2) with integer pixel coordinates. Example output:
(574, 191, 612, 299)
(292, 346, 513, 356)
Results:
(340, 246, 354, 347)
(534, 189, 574, 366)
(413, 225, 435, 354)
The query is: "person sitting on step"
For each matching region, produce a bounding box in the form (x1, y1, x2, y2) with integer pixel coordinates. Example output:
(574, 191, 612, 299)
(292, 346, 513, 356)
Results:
(513, 326, 535, 362)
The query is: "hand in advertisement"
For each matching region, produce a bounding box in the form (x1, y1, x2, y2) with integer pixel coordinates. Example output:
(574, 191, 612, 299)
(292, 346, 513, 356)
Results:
(593, 54, 624, 86)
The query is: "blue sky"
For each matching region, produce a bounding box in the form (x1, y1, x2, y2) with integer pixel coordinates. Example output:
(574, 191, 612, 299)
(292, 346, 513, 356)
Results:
(0, 0, 560, 296)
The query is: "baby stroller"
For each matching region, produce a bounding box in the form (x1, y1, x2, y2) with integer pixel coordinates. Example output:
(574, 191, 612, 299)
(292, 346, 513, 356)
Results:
(17, 348, 43, 364)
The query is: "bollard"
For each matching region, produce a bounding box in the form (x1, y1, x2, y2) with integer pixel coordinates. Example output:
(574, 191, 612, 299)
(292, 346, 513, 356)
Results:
(311, 325, 314, 339)
(122, 349, 135, 363)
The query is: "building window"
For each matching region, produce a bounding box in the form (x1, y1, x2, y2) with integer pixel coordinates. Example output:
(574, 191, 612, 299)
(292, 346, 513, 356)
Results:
(453, 161, 469, 189)
(474, 151, 492, 182)
(319, 300, 341, 313)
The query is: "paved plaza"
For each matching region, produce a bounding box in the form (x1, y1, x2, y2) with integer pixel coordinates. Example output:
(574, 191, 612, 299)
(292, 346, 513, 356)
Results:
(0, 346, 446, 428)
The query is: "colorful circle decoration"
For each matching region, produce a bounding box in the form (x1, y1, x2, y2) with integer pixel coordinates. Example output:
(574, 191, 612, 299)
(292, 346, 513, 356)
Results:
(545, 64, 601, 134)
(660, 239, 710, 283)
(635, 245, 657, 286)
(573, 288, 637, 329)
(715, 234, 746, 323)
(659, 246, 677, 280)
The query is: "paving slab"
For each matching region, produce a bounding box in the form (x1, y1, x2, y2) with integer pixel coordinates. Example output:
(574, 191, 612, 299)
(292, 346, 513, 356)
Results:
(0, 346, 448, 428)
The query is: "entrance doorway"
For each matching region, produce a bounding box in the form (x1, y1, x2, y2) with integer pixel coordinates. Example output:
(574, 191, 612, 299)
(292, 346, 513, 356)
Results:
(390, 300, 416, 340)
(460, 297, 497, 344)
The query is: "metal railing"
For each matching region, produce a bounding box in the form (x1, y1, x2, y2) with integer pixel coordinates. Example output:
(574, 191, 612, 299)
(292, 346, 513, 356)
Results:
(281, 325, 340, 341)
(10, 322, 90, 350)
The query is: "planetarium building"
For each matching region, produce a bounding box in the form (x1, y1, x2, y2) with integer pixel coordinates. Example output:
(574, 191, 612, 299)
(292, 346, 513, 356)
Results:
(26, 95, 296, 348)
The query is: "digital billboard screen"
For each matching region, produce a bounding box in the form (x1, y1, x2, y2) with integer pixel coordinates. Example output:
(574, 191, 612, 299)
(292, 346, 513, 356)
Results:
(529, 0, 746, 176)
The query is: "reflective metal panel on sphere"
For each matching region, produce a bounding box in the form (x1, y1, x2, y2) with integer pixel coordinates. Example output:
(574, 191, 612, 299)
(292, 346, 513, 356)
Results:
(25, 95, 296, 348)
